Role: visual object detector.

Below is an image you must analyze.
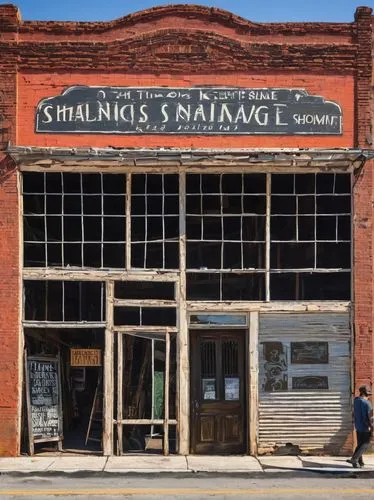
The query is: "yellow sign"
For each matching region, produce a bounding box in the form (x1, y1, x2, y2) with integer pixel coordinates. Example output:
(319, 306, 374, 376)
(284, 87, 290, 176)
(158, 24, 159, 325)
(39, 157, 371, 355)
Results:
(70, 349, 102, 367)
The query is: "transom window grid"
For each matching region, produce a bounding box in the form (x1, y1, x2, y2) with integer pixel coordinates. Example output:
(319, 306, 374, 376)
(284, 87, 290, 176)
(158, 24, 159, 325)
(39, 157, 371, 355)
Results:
(23, 172, 127, 268)
(186, 173, 266, 271)
(269, 173, 351, 301)
(270, 173, 351, 271)
(131, 174, 180, 270)
(23, 280, 106, 322)
(113, 279, 178, 330)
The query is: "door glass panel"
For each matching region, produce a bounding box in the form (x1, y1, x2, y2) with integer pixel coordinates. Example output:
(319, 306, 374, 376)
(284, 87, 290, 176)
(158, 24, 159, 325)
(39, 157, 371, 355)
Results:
(201, 341, 216, 400)
(222, 340, 240, 401)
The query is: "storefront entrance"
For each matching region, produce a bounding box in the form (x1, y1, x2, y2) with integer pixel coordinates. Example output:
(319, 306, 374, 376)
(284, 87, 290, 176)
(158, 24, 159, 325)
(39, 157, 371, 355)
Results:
(190, 330, 247, 454)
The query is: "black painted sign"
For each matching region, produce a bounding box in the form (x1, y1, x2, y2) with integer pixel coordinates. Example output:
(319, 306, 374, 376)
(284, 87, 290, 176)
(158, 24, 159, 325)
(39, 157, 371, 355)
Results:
(291, 342, 329, 364)
(292, 376, 329, 390)
(35, 86, 342, 135)
(26, 357, 62, 442)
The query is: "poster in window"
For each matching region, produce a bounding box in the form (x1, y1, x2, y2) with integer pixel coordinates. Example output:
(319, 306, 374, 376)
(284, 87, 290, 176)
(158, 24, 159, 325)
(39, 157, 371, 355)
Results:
(202, 378, 216, 400)
(225, 377, 240, 400)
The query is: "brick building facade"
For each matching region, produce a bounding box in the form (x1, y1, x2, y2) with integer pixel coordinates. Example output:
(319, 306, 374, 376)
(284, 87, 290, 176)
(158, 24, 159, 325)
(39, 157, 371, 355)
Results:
(0, 4, 373, 456)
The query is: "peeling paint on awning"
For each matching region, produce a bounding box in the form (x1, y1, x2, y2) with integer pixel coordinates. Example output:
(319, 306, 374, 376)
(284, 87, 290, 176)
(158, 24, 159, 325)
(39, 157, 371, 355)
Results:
(6, 145, 374, 171)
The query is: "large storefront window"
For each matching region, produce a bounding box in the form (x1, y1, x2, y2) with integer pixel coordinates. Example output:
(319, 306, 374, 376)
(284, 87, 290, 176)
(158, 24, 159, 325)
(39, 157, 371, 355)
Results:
(186, 173, 351, 301)
(22, 171, 351, 301)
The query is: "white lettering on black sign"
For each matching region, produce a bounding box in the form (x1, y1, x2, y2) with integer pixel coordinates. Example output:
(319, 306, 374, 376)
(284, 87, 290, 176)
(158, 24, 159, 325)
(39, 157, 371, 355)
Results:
(35, 86, 342, 135)
(27, 358, 61, 440)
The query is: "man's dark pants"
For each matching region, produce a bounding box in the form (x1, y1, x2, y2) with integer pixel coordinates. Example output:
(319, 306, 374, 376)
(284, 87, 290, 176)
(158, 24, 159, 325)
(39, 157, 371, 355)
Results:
(352, 431, 371, 464)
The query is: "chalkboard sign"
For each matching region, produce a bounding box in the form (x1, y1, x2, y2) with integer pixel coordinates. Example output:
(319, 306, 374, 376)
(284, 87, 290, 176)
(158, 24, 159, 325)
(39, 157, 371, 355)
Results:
(25, 355, 63, 454)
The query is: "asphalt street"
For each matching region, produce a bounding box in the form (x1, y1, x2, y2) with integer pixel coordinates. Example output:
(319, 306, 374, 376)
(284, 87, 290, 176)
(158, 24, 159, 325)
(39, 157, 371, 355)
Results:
(2, 473, 374, 499)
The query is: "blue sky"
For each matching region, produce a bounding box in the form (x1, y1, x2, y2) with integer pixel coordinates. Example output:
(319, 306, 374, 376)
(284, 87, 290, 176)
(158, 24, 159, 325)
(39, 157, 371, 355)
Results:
(0, 0, 372, 22)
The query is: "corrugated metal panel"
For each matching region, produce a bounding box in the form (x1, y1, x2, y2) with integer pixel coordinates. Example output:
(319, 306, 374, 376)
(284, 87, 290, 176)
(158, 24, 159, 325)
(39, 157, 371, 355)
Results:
(258, 313, 351, 453)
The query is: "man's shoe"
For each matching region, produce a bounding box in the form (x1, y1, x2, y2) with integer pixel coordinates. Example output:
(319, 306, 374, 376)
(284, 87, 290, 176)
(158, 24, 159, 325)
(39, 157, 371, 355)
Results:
(346, 458, 359, 468)
(359, 462, 365, 468)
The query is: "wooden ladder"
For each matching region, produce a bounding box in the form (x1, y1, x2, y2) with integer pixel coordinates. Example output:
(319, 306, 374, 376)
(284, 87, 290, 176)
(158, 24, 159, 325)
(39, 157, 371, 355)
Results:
(85, 370, 103, 446)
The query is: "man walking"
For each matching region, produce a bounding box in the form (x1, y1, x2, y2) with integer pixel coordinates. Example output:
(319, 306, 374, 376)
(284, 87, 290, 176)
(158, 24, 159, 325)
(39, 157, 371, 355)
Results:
(347, 385, 372, 468)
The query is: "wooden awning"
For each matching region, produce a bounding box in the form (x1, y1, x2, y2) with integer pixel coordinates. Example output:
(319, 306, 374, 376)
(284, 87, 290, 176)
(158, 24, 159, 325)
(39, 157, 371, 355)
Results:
(6, 145, 373, 172)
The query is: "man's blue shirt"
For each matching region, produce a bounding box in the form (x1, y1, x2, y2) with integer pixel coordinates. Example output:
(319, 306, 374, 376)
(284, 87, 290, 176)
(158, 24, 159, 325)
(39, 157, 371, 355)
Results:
(354, 396, 372, 432)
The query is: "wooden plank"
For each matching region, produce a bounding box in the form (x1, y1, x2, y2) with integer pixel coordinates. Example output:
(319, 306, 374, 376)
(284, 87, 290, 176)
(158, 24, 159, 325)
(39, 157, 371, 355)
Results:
(186, 302, 350, 312)
(24, 350, 34, 456)
(265, 174, 271, 302)
(126, 173, 131, 270)
(23, 269, 179, 282)
(249, 312, 259, 456)
(177, 172, 189, 455)
(117, 419, 177, 425)
(163, 330, 170, 456)
(33, 437, 61, 443)
(114, 326, 178, 333)
(103, 281, 114, 456)
(19, 164, 355, 174)
(113, 299, 177, 307)
(117, 332, 123, 456)
(22, 321, 106, 329)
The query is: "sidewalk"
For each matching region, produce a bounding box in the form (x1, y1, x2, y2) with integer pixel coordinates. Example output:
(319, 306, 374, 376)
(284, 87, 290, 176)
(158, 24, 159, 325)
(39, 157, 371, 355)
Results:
(0, 455, 374, 474)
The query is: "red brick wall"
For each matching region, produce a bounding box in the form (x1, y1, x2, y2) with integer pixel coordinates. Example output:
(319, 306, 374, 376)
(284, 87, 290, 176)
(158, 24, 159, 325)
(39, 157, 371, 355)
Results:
(0, 166, 20, 457)
(18, 72, 355, 149)
(353, 7, 373, 398)
(0, 4, 20, 457)
(353, 160, 374, 390)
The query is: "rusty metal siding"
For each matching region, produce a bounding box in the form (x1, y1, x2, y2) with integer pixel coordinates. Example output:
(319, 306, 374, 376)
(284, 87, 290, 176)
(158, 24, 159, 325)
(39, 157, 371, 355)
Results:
(258, 313, 351, 453)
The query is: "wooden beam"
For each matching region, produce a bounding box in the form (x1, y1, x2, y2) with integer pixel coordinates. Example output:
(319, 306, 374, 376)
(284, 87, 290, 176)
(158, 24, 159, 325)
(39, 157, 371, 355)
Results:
(116, 332, 123, 456)
(113, 299, 177, 307)
(126, 174, 131, 270)
(19, 164, 354, 174)
(177, 171, 189, 455)
(23, 268, 179, 282)
(249, 311, 259, 456)
(116, 419, 177, 425)
(22, 321, 106, 329)
(114, 326, 178, 333)
(24, 350, 34, 456)
(163, 330, 170, 456)
(186, 302, 350, 312)
(265, 173, 271, 302)
(103, 281, 114, 456)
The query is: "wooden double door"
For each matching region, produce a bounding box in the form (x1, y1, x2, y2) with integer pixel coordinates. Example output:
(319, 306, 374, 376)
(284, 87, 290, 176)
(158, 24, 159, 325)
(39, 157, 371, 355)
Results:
(190, 330, 247, 455)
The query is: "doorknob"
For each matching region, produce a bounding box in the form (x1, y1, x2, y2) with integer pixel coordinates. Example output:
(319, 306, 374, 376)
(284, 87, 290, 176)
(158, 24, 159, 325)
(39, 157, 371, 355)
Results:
(193, 400, 200, 412)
